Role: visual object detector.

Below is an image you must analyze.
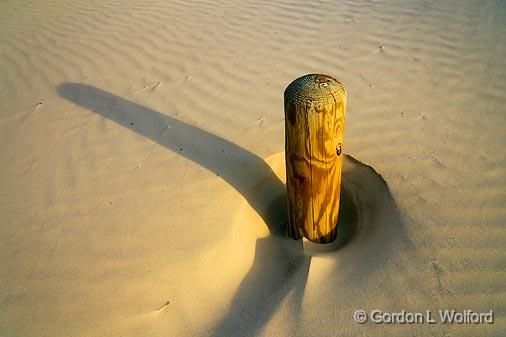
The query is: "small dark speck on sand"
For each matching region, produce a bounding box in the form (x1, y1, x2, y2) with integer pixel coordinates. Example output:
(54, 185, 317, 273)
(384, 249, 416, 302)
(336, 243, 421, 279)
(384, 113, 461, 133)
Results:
(157, 300, 170, 311)
(379, 45, 384, 52)
(180, 148, 183, 151)
(130, 122, 134, 126)
(35, 102, 43, 108)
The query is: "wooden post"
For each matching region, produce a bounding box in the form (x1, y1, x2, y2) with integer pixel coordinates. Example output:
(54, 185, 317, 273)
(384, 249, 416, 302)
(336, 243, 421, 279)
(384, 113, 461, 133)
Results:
(284, 74, 347, 243)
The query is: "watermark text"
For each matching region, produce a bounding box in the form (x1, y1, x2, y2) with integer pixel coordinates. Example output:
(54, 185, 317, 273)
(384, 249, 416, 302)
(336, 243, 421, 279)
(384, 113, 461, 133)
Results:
(353, 309, 494, 324)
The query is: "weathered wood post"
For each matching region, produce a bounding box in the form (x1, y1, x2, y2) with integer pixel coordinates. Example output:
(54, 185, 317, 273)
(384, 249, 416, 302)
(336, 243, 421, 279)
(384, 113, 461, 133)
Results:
(284, 74, 347, 243)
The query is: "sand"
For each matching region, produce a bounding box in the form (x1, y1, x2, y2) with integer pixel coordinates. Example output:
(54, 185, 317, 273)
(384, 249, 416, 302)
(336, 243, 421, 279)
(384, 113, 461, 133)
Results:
(1, 0, 505, 336)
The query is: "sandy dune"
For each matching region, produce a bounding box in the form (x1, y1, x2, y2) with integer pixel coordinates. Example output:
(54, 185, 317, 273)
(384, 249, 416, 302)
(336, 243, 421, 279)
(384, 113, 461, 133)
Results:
(1, 0, 505, 336)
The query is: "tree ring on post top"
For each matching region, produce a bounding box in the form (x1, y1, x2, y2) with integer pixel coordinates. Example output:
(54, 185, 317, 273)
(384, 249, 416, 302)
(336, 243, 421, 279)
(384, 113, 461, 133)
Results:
(284, 74, 347, 107)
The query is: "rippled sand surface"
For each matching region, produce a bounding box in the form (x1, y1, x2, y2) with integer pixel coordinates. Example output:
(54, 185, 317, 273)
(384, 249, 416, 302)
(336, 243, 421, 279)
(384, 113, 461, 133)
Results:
(1, 1, 505, 336)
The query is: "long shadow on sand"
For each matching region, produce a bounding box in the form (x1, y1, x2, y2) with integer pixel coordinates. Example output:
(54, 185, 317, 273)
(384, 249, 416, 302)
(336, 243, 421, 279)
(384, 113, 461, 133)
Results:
(58, 83, 406, 337)
(58, 83, 311, 336)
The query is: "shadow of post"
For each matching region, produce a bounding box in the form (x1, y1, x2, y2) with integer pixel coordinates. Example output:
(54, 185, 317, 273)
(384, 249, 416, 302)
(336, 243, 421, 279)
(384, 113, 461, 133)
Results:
(57, 83, 311, 336)
(58, 83, 286, 236)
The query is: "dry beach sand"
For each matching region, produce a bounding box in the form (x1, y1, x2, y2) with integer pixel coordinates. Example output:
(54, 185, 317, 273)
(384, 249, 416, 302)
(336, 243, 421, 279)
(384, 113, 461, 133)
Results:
(1, 0, 505, 336)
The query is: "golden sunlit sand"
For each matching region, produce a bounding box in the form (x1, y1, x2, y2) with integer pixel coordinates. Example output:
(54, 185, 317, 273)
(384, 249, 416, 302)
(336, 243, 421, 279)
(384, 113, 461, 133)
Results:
(1, 0, 505, 336)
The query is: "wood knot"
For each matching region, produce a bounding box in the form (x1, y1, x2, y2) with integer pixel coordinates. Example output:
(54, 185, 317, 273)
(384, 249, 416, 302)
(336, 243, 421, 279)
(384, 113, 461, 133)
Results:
(294, 174, 306, 184)
(314, 74, 332, 84)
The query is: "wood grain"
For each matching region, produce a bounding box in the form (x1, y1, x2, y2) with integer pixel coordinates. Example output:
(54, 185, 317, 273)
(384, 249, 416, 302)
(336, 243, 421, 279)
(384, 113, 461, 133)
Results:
(284, 74, 346, 243)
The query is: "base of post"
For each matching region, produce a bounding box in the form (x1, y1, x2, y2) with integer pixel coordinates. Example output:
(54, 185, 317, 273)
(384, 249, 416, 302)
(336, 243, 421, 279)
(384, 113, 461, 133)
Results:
(299, 181, 360, 254)
(302, 237, 344, 255)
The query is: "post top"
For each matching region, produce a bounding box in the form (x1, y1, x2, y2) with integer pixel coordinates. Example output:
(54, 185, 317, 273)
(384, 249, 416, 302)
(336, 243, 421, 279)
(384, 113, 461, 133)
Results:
(284, 74, 346, 105)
